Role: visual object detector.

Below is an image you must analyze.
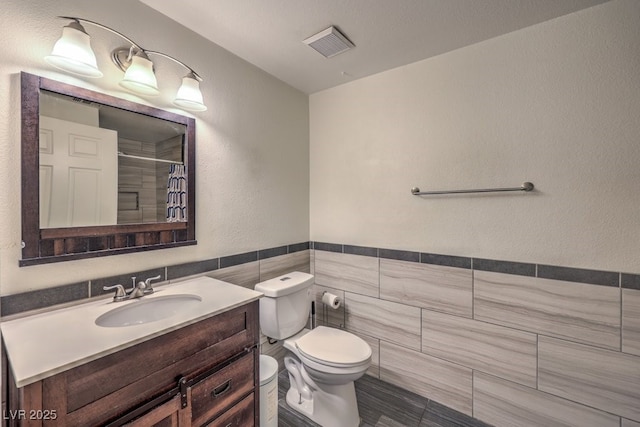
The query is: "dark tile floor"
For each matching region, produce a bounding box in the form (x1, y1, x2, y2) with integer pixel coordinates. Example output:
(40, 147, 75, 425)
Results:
(277, 371, 493, 427)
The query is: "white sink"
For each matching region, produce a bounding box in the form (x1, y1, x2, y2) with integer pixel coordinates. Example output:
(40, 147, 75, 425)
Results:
(2, 276, 263, 388)
(95, 294, 202, 327)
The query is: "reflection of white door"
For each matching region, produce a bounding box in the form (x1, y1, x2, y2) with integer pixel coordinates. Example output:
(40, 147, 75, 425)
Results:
(39, 116, 118, 228)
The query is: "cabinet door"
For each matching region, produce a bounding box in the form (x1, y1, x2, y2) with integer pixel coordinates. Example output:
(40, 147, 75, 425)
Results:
(124, 391, 191, 427)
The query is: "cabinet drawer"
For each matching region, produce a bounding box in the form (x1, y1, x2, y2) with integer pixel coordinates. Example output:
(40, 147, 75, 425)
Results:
(204, 393, 254, 427)
(191, 352, 255, 426)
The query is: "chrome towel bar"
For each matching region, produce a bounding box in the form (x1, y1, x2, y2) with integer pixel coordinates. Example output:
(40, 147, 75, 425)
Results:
(411, 182, 534, 196)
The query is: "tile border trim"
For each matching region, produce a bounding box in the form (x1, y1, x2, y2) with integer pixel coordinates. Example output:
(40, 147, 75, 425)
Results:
(4, 240, 637, 317)
(312, 242, 632, 289)
(621, 274, 640, 290)
(1, 241, 311, 317)
(0, 282, 89, 317)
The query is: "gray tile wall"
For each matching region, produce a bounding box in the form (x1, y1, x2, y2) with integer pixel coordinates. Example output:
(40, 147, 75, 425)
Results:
(311, 243, 640, 426)
(6, 239, 640, 426)
(538, 336, 640, 421)
(380, 258, 473, 317)
(474, 270, 620, 349)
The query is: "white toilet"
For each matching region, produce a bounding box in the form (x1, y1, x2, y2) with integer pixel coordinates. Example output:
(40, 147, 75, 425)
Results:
(255, 272, 371, 427)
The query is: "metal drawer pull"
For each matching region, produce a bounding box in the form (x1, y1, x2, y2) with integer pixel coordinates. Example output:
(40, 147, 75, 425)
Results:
(212, 379, 232, 398)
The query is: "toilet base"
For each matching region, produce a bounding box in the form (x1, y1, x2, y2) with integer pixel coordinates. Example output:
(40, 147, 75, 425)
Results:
(285, 377, 360, 427)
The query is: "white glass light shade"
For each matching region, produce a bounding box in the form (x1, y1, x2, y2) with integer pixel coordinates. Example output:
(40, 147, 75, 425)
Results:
(119, 54, 160, 96)
(45, 23, 103, 78)
(173, 74, 207, 112)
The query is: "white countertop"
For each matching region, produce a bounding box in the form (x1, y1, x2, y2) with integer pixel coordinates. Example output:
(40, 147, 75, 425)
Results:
(1, 276, 263, 388)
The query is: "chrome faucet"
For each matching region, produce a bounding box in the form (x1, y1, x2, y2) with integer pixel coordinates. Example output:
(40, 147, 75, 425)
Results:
(103, 279, 146, 302)
(103, 275, 162, 302)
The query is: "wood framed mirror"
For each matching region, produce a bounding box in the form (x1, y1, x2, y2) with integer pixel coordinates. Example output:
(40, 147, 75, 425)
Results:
(20, 72, 196, 266)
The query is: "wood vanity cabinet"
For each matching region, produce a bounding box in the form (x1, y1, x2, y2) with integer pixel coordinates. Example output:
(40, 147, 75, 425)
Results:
(4, 301, 260, 427)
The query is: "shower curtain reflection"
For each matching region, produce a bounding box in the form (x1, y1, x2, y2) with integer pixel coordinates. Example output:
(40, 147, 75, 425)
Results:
(166, 164, 187, 222)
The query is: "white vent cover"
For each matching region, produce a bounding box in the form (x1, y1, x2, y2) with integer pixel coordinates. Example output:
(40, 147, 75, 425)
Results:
(303, 26, 354, 58)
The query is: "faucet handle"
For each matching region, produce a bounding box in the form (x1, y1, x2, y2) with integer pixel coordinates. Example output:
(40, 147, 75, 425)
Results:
(103, 284, 126, 302)
(144, 275, 162, 294)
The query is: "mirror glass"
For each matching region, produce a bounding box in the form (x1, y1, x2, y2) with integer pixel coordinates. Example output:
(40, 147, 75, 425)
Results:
(21, 72, 196, 266)
(39, 90, 186, 228)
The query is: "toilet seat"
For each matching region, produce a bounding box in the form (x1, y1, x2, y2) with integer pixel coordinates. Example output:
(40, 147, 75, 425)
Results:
(295, 326, 371, 368)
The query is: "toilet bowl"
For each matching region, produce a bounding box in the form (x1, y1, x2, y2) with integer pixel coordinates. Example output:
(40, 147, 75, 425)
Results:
(286, 327, 371, 384)
(283, 327, 371, 427)
(254, 272, 372, 427)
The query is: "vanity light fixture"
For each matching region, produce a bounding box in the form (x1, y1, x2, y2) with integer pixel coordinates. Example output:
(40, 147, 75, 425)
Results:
(118, 49, 160, 96)
(45, 16, 207, 112)
(173, 72, 207, 111)
(45, 20, 103, 78)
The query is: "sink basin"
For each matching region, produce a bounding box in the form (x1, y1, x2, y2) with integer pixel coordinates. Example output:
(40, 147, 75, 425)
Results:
(95, 294, 202, 327)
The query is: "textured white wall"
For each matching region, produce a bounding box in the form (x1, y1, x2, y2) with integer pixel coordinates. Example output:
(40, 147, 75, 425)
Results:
(0, 0, 309, 294)
(310, 0, 640, 273)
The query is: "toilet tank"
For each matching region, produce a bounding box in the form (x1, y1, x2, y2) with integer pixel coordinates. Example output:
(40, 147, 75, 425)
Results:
(254, 272, 313, 340)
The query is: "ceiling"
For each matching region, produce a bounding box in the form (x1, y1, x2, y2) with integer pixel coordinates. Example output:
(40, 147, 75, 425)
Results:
(140, 0, 610, 94)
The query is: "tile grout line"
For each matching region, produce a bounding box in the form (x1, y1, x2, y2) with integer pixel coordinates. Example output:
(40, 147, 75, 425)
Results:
(471, 267, 479, 423)
(536, 334, 539, 391)
(378, 251, 381, 299)
(420, 307, 424, 354)
(471, 258, 475, 320)
(471, 368, 475, 419)
(619, 273, 623, 353)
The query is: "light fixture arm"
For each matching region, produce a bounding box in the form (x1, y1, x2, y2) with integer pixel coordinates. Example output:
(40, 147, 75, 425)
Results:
(145, 50, 203, 82)
(58, 16, 143, 51)
(56, 16, 202, 80)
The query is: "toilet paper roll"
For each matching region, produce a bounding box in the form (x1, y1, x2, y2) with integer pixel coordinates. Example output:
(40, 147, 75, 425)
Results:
(322, 292, 341, 309)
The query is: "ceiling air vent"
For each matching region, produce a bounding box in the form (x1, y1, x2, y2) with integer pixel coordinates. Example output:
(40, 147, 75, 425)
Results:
(303, 26, 354, 58)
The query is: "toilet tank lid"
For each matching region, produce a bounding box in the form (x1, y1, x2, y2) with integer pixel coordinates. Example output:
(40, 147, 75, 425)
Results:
(254, 271, 314, 297)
